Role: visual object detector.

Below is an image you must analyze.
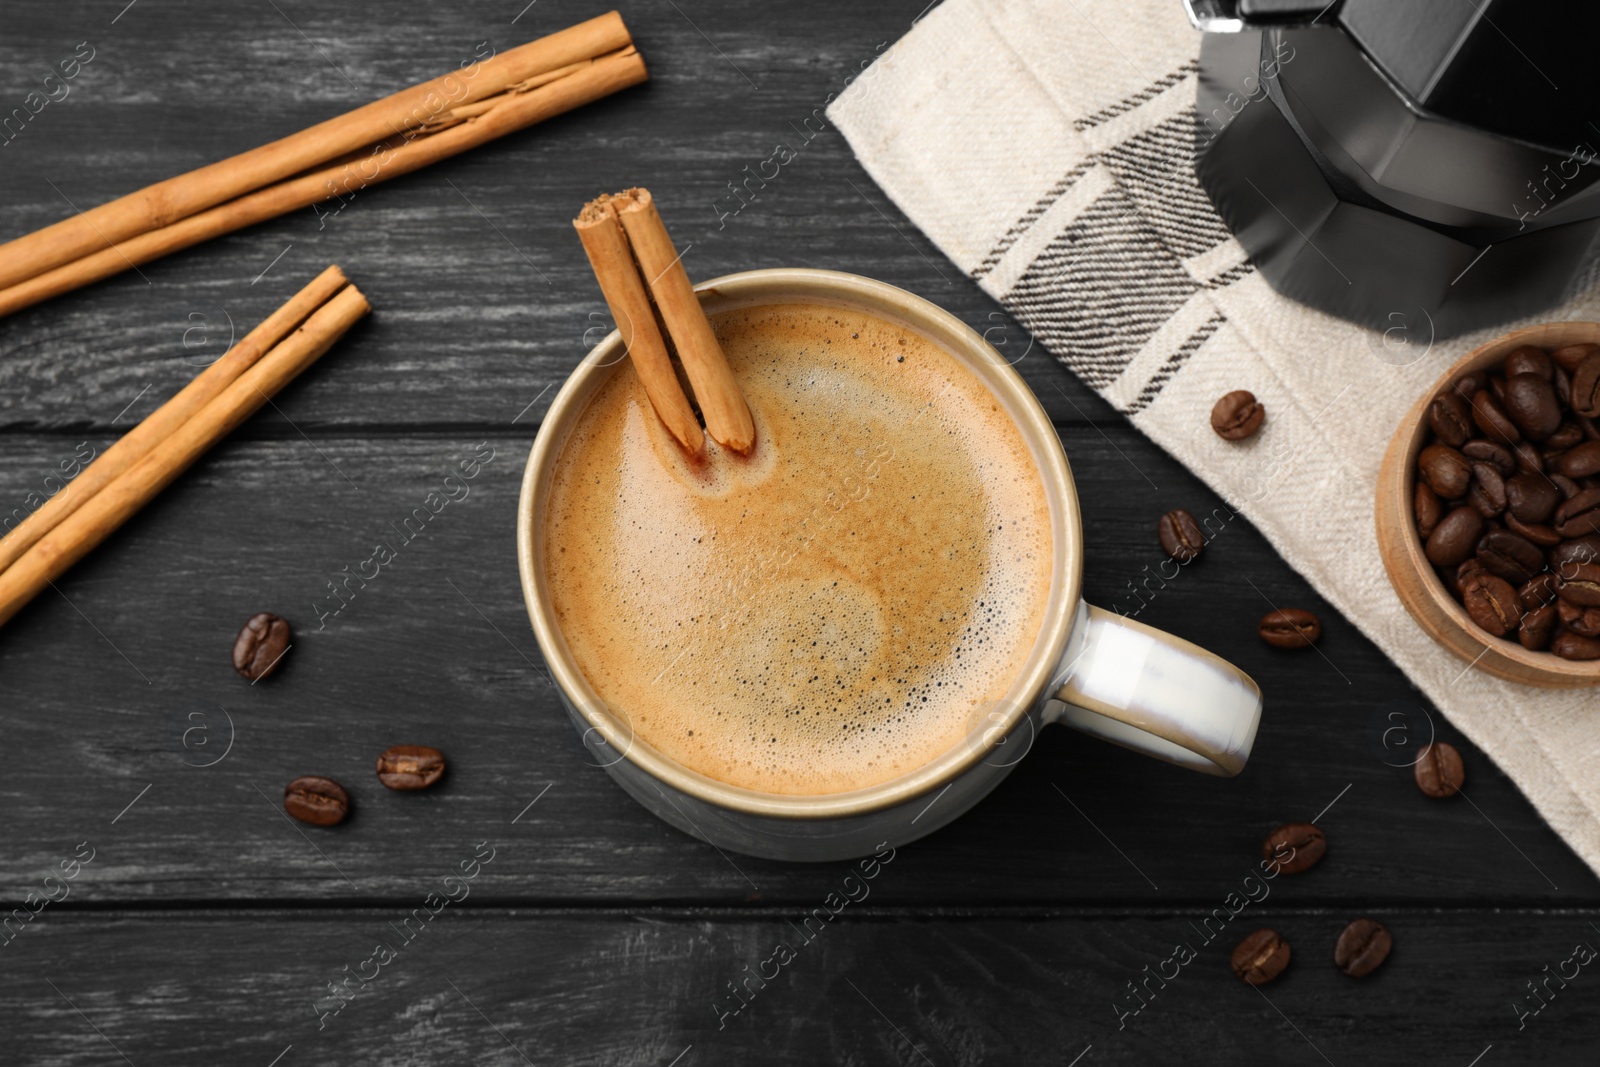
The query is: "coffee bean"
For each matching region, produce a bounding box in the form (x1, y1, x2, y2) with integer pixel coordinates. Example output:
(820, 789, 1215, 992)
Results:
(1552, 536, 1600, 573)
(1553, 630, 1600, 659)
(1452, 559, 1485, 595)
(1231, 928, 1291, 985)
(1426, 507, 1485, 567)
(376, 745, 446, 790)
(1414, 741, 1465, 798)
(1212, 390, 1265, 440)
(1569, 605, 1600, 638)
(1572, 352, 1600, 417)
(1554, 489, 1600, 539)
(1504, 472, 1561, 523)
(1468, 463, 1507, 516)
(1414, 483, 1442, 538)
(233, 612, 291, 682)
(1520, 573, 1558, 610)
(1520, 603, 1559, 650)
(1475, 530, 1544, 585)
(1548, 422, 1585, 451)
(1258, 608, 1320, 648)
(1512, 440, 1545, 475)
(1262, 822, 1326, 874)
(1504, 514, 1562, 547)
(1552, 343, 1600, 374)
(1461, 571, 1523, 636)
(1334, 919, 1392, 978)
(1503, 373, 1563, 440)
(284, 776, 349, 826)
(1557, 561, 1600, 606)
(1552, 473, 1582, 498)
(1427, 391, 1474, 448)
(1157, 509, 1205, 562)
(1504, 345, 1553, 379)
(1418, 444, 1472, 498)
(1462, 439, 1516, 477)
(1557, 441, 1600, 478)
(1472, 389, 1521, 443)
(1452, 372, 1484, 401)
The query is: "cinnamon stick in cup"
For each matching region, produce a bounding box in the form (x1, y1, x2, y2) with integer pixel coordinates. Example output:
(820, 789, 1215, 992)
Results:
(0, 266, 350, 574)
(614, 188, 755, 454)
(0, 281, 370, 629)
(574, 195, 704, 456)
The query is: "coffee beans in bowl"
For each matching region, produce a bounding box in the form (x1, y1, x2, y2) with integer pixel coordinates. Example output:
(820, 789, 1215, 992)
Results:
(1378, 325, 1600, 687)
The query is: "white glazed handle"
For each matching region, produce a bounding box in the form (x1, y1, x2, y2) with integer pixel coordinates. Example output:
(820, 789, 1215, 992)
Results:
(1050, 602, 1262, 776)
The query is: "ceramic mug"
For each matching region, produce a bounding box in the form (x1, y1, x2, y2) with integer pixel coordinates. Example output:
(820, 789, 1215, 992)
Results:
(518, 269, 1263, 862)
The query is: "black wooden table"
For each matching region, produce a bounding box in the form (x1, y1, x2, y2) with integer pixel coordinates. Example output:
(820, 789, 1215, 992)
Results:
(4, 2, 1598, 1064)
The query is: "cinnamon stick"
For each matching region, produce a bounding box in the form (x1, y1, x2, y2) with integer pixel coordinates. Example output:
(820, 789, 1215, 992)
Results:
(615, 188, 755, 453)
(574, 195, 704, 456)
(0, 265, 350, 574)
(0, 46, 648, 320)
(0, 12, 634, 294)
(0, 284, 370, 629)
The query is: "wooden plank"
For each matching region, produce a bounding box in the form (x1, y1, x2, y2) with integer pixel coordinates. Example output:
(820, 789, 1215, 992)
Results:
(2, 430, 1594, 904)
(0, 0, 1101, 432)
(2, 908, 1596, 1064)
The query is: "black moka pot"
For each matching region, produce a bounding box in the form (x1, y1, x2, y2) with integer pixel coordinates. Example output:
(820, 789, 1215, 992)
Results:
(1188, 0, 1600, 338)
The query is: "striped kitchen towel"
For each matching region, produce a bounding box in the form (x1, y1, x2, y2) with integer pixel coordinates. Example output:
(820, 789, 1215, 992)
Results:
(829, 0, 1600, 877)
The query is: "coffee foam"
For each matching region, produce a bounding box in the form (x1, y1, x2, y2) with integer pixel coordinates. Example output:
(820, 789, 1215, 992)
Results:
(544, 302, 1053, 795)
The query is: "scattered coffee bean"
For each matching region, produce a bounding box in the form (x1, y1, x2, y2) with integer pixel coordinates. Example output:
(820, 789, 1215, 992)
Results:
(1231, 928, 1291, 985)
(1333, 919, 1392, 978)
(1212, 390, 1265, 440)
(284, 776, 350, 826)
(1157, 508, 1205, 562)
(1414, 741, 1465, 798)
(233, 612, 291, 682)
(1262, 822, 1325, 874)
(376, 745, 446, 790)
(1257, 608, 1320, 648)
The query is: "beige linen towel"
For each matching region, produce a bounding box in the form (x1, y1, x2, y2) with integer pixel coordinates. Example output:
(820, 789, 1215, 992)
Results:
(828, 0, 1600, 876)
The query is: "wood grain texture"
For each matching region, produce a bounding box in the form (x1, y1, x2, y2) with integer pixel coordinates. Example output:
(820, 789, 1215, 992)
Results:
(5, 909, 1600, 1065)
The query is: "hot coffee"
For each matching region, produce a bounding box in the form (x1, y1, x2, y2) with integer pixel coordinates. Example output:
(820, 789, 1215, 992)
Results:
(543, 301, 1052, 795)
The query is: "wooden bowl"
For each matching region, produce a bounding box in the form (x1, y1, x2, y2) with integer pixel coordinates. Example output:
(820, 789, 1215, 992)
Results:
(1376, 322, 1600, 688)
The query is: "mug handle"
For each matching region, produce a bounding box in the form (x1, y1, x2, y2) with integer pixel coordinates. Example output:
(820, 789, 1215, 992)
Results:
(1048, 601, 1262, 777)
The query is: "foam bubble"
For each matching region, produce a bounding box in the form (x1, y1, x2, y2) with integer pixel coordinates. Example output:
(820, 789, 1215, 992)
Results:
(545, 303, 1052, 795)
